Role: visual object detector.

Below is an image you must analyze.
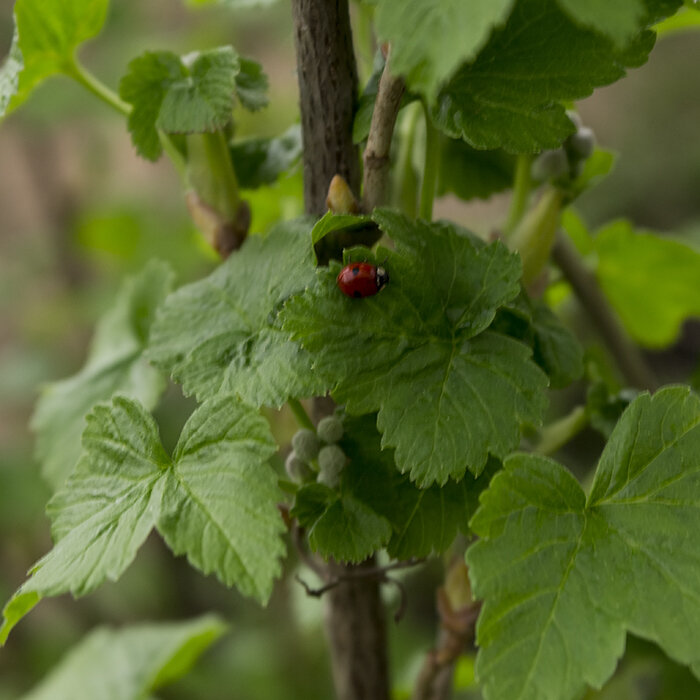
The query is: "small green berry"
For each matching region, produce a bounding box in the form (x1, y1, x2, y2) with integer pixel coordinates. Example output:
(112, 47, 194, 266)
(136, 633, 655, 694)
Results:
(291, 429, 320, 462)
(567, 126, 595, 160)
(285, 451, 312, 482)
(317, 415, 344, 444)
(318, 444, 347, 479)
(317, 467, 341, 488)
(531, 148, 568, 181)
(566, 109, 583, 131)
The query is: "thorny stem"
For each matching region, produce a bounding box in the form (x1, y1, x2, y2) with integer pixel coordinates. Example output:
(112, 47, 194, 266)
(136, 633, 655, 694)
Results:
(504, 153, 533, 236)
(361, 50, 405, 212)
(534, 405, 589, 456)
(419, 102, 440, 221)
(552, 234, 659, 390)
(288, 398, 315, 432)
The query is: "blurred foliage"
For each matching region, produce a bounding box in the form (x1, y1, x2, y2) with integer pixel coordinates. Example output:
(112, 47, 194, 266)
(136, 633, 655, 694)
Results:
(0, 0, 699, 697)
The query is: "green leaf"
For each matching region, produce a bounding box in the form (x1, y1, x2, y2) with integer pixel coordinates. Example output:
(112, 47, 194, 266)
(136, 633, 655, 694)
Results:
(438, 139, 515, 201)
(148, 219, 328, 406)
(468, 386, 700, 700)
(158, 394, 284, 602)
(433, 0, 657, 153)
(2, 394, 285, 641)
(235, 57, 269, 111)
(20, 616, 226, 700)
(32, 261, 172, 490)
(298, 489, 393, 563)
(556, 0, 646, 44)
(300, 413, 498, 561)
(375, 0, 515, 99)
(282, 209, 547, 486)
(494, 294, 584, 388)
(594, 220, 700, 348)
(0, 0, 109, 117)
(231, 124, 301, 189)
(1, 397, 167, 644)
(119, 47, 239, 161)
(311, 211, 374, 246)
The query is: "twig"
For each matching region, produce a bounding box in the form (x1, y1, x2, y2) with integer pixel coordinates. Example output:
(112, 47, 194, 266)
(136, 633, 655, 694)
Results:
(411, 588, 481, 700)
(296, 558, 423, 624)
(552, 234, 658, 390)
(362, 49, 405, 212)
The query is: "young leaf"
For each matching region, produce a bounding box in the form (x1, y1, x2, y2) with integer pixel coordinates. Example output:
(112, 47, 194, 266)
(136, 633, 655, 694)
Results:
(32, 261, 172, 490)
(293, 414, 497, 561)
(438, 140, 516, 201)
(294, 485, 393, 564)
(432, 0, 658, 152)
(147, 219, 328, 407)
(0, 0, 109, 117)
(493, 294, 584, 388)
(20, 616, 226, 700)
(1, 398, 168, 644)
(157, 394, 285, 602)
(468, 386, 700, 700)
(231, 124, 301, 189)
(119, 47, 240, 160)
(594, 220, 700, 348)
(2, 394, 285, 641)
(282, 209, 547, 486)
(375, 0, 515, 100)
(556, 0, 646, 44)
(235, 57, 269, 111)
(557, 0, 683, 44)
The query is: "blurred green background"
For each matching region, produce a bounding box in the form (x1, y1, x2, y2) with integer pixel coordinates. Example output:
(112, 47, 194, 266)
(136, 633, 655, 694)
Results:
(0, 2, 699, 698)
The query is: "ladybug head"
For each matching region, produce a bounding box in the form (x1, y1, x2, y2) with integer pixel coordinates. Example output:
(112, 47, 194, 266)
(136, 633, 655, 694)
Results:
(375, 266, 389, 290)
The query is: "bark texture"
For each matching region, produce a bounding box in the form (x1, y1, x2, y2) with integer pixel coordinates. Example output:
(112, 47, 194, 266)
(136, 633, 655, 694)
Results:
(291, 3, 390, 699)
(291, 0, 361, 216)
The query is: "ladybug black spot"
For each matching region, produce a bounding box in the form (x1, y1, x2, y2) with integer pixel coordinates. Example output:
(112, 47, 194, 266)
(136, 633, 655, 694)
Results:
(353, 290, 362, 298)
(351, 266, 360, 276)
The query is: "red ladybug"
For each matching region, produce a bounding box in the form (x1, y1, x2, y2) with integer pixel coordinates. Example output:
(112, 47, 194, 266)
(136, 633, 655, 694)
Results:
(336, 262, 389, 298)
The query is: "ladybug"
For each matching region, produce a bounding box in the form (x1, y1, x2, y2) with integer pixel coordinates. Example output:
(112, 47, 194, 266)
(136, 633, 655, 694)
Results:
(336, 262, 389, 299)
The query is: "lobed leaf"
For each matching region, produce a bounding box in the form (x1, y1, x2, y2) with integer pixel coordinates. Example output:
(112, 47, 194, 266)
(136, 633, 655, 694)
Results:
(0, 0, 109, 117)
(1, 398, 167, 644)
(432, 0, 659, 152)
(147, 219, 328, 407)
(158, 394, 284, 601)
(119, 47, 240, 160)
(234, 57, 269, 111)
(2, 395, 285, 642)
(21, 616, 226, 700)
(374, 0, 515, 100)
(468, 386, 700, 700)
(594, 220, 700, 348)
(231, 124, 301, 189)
(282, 210, 547, 486)
(32, 261, 172, 490)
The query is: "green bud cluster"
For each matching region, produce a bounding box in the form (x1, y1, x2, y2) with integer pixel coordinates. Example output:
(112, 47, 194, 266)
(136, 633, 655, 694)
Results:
(317, 415, 344, 444)
(317, 445, 347, 488)
(531, 111, 596, 184)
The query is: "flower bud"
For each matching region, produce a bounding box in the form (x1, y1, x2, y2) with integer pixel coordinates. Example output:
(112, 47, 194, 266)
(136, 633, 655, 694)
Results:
(285, 451, 312, 482)
(291, 429, 320, 462)
(317, 415, 344, 444)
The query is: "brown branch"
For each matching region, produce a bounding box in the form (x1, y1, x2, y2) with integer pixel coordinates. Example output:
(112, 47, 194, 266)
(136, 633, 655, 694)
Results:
(290, 3, 391, 699)
(362, 50, 405, 212)
(411, 588, 481, 700)
(552, 233, 658, 390)
(291, 0, 360, 218)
